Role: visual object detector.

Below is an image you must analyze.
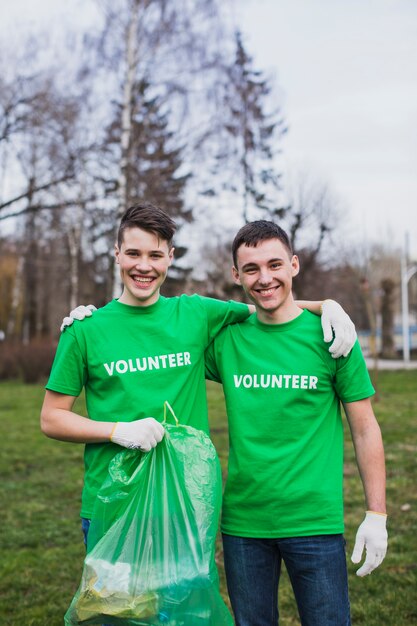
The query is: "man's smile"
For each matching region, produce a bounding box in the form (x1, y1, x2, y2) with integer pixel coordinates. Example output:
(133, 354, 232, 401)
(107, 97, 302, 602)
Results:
(131, 275, 156, 286)
(255, 286, 279, 296)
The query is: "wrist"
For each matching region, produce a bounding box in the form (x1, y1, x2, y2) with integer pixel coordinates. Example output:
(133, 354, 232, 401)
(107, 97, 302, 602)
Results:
(109, 422, 119, 442)
(364, 511, 388, 530)
(319, 299, 334, 315)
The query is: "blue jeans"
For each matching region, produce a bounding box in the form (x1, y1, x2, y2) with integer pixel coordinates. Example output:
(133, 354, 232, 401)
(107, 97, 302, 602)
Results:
(81, 518, 111, 626)
(81, 517, 90, 547)
(222, 533, 351, 626)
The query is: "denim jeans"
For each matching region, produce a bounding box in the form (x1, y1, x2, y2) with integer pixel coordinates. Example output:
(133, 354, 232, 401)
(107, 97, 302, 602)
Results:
(81, 517, 90, 547)
(222, 533, 351, 626)
(81, 518, 111, 626)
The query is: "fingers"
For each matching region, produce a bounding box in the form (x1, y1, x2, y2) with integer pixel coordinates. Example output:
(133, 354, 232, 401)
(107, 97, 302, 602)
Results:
(351, 535, 365, 564)
(111, 418, 165, 451)
(355, 549, 386, 576)
(61, 305, 97, 332)
(355, 556, 375, 577)
(138, 440, 152, 452)
(140, 433, 163, 452)
(137, 418, 165, 451)
(352, 534, 387, 576)
(70, 305, 94, 321)
(342, 326, 357, 357)
(351, 512, 388, 576)
(328, 334, 345, 358)
(321, 299, 357, 358)
(321, 315, 333, 343)
(60, 316, 73, 332)
(328, 324, 356, 358)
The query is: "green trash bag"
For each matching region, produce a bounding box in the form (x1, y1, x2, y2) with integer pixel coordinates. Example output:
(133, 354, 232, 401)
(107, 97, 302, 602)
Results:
(64, 402, 233, 626)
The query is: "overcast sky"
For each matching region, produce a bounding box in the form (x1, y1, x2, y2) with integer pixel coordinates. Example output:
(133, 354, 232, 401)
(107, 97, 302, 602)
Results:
(2, 0, 417, 258)
(235, 0, 417, 258)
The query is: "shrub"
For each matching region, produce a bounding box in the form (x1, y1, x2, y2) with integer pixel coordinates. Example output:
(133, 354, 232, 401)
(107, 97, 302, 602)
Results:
(0, 342, 21, 380)
(0, 339, 56, 383)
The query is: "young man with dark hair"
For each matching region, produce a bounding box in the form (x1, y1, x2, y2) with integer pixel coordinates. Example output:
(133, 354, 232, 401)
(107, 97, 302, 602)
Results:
(205, 220, 387, 626)
(41, 203, 252, 527)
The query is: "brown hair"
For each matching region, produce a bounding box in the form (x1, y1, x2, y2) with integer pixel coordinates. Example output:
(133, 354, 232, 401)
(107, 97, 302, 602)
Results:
(232, 220, 293, 267)
(117, 202, 176, 248)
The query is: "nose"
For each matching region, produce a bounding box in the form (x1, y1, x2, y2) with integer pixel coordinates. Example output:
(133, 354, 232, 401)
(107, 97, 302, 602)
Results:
(258, 269, 272, 285)
(134, 257, 152, 272)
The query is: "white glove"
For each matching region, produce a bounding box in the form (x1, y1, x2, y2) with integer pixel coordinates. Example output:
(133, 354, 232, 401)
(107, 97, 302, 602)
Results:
(351, 511, 388, 576)
(60, 304, 97, 332)
(321, 299, 357, 358)
(110, 418, 165, 452)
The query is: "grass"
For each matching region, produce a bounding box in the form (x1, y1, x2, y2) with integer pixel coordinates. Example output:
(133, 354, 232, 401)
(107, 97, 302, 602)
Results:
(1, 371, 416, 625)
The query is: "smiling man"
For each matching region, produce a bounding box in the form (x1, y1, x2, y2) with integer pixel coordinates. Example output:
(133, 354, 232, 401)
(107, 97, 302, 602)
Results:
(41, 203, 254, 526)
(115, 221, 174, 306)
(205, 220, 388, 626)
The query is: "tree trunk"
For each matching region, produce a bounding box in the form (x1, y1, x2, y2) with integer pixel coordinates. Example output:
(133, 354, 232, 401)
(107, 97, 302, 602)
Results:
(67, 221, 81, 310)
(113, 0, 140, 298)
(6, 257, 24, 339)
(22, 177, 39, 342)
(380, 278, 397, 359)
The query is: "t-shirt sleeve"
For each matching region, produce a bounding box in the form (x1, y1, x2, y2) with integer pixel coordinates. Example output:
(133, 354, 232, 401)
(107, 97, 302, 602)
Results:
(200, 296, 249, 342)
(204, 339, 222, 383)
(334, 340, 375, 402)
(45, 327, 87, 396)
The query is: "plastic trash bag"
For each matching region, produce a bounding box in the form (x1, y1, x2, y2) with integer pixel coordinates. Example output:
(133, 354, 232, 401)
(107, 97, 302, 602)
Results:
(64, 402, 233, 625)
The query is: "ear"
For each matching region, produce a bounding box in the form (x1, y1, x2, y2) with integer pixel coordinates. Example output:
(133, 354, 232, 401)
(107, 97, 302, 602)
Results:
(168, 247, 175, 266)
(115, 243, 120, 264)
(232, 265, 241, 285)
(291, 254, 300, 277)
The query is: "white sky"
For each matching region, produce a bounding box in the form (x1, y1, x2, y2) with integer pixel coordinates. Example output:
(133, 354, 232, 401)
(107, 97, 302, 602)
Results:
(1, 0, 417, 258)
(235, 0, 417, 258)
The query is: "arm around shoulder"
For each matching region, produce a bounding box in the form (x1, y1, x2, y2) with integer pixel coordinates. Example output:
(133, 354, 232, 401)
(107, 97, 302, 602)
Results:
(297, 299, 356, 358)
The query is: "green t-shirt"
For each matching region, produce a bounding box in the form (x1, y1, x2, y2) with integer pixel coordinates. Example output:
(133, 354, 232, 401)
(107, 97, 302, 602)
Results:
(205, 309, 375, 538)
(46, 295, 249, 518)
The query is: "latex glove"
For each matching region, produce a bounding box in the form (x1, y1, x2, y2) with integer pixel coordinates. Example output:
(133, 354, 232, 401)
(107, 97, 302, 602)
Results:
(60, 304, 97, 332)
(351, 511, 388, 576)
(321, 299, 357, 358)
(110, 418, 165, 452)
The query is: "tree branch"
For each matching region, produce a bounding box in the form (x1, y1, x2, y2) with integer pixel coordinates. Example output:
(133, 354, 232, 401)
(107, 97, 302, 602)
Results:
(0, 174, 75, 212)
(0, 196, 100, 221)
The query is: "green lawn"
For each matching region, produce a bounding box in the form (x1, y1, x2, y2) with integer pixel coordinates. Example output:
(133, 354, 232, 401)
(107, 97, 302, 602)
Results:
(1, 372, 416, 625)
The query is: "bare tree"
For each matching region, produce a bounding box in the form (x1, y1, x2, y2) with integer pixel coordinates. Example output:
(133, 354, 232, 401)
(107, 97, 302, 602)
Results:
(1, 1, 299, 339)
(282, 174, 341, 297)
(380, 278, 397, 358)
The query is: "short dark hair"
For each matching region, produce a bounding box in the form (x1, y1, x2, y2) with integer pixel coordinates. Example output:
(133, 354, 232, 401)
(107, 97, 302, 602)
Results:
(117, 202, 176, 248)
(232, 220, 293, 268)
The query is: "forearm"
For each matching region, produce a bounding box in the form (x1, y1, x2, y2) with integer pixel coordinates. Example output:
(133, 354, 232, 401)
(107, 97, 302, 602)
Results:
(295, 300, 323, 314)
(40, 391, 114, 443)
(346, 400, 387, 575)
(353, 425, 386, 513)
(345, 399, 386, 513)
(41, 409, 114, 443)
